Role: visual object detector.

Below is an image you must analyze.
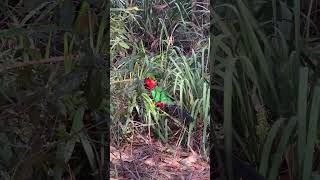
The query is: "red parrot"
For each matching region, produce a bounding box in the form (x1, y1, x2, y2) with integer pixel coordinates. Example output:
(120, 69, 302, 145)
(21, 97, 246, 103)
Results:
(144, 77, 194, 123)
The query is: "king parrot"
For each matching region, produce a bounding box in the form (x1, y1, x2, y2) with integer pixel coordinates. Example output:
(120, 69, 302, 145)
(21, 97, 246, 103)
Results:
(145, 78, 173, 108)
(144, 77, 194, 123)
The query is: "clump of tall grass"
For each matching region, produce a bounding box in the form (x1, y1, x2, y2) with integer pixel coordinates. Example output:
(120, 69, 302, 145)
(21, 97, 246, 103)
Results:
(110, 0, 210, 156)
(0, 1, 109, 179)
(212, 0, 320, 179)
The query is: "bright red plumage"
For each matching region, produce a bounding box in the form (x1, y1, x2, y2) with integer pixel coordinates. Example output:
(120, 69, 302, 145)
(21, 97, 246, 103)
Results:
(145, 78, 157, 90)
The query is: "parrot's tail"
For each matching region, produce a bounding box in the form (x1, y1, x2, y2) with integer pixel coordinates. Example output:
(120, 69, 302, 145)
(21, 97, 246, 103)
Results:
(163, 104, 194, 124)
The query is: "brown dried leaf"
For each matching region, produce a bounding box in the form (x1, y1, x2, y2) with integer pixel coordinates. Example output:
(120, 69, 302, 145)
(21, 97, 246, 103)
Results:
(180, 152, 200, 167)
(150, 38, 160, 52)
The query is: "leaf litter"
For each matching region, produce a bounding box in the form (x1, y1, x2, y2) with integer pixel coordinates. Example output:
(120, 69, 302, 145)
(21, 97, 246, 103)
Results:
(110, 134, 209, 180)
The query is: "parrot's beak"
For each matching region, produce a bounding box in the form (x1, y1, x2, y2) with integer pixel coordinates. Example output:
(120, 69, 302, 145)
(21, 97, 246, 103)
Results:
(144, 82, 151, 91)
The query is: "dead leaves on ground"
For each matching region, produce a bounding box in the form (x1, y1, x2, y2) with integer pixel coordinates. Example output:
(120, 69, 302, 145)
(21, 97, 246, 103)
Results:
(110, 138, 209, 180)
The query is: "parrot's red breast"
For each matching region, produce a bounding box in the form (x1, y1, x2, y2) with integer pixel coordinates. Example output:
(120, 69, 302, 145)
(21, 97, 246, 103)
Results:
(145, 78, 157, 90)
(155, 102, 166, 108)
(145, 78, 166, 108)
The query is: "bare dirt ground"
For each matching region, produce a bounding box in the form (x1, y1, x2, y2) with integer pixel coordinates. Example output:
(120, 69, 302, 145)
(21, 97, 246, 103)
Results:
(110, 134, 210, 180)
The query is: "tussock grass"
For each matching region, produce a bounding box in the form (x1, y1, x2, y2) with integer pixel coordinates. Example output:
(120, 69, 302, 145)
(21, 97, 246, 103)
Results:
(213, 0, 320, 179)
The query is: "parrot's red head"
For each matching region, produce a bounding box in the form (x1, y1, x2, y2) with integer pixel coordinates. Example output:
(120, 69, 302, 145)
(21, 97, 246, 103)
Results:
(145, 78, 157, 90)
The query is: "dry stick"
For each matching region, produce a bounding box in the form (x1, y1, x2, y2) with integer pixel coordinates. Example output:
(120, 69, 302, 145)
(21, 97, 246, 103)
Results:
(111, 79, 133, 84)
(0, 55, 78, 73)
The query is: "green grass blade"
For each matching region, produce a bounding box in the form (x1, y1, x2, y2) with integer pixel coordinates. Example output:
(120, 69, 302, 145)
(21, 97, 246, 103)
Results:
(297, 67, 308, 169)
(302, 86, 320, 180)
(236, 0, 279, 104)
(224, 58, 234, 180)
(45, 31, 52, 59)
(80, 131, 97, 172)
(294, 0, 301, 58)
(259, 118, 285, 176)
(305, 0, 315, 38)
(95, 12, 107, 54)
(268, 117, 297, 180)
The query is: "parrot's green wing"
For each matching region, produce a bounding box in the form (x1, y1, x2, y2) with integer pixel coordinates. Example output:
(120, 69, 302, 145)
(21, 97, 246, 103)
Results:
(151, 86, 173, 104)
(160, 90, 173, 104)
(151, 87, 160, 101)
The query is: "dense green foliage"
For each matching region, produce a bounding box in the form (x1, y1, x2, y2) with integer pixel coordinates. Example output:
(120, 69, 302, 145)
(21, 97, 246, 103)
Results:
(0, 1, 108, 179)
(212, 0, 320, 179)
(110, 0, 210, 158)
